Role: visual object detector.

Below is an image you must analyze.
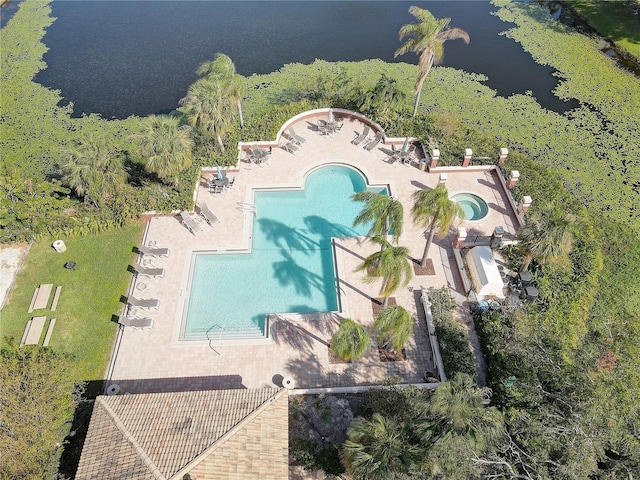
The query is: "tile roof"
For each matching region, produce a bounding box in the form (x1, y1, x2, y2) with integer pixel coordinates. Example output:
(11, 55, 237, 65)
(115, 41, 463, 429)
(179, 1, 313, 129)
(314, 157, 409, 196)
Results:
(76, 388, 288, 480)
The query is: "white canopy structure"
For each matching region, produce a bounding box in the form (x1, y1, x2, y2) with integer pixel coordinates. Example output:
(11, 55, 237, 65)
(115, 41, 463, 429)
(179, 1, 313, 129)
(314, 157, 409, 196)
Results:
(465, 246, 504, 299)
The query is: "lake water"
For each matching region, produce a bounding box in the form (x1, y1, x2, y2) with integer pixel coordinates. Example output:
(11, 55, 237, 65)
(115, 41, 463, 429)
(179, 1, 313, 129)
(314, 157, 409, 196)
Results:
(27, 1, 575, 118)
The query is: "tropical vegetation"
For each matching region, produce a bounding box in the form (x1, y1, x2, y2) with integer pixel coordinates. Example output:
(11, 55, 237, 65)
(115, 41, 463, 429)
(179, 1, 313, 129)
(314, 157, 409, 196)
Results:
(352, 190, 404, 243)
(354, 236, 413, 306)
(411, 185, 465, 267)
(329, 318, 370, 362)
(373, 305, 413, 353)
(2, 0, 640, 477)
(395, 6, 470, 117)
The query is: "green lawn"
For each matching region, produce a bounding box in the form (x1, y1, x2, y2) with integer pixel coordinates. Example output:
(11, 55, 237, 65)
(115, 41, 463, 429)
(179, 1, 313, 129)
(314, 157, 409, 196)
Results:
(1, 223, 144, 397)
(566, 0, 640, 60)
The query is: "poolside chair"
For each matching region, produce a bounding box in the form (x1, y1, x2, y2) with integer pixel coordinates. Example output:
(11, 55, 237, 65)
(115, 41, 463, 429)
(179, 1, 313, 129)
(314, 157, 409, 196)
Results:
(280, 141, 299, 155)
(133, 265, 165, 278)
(137, 245, 170, 257)
(179, 210, 203, 235)
(119, 316, 154, 329)
(363, 132, 383, 151)
(352, 125, 371, 145)
(127, 297, 160, 310)
(287, 127, 307, 145)
(196, 202, 221, 226)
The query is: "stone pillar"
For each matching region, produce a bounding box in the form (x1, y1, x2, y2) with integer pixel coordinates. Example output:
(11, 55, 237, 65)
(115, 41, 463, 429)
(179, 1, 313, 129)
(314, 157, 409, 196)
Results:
(454, 227, 467, 249)
(462, 148, 473, 167)
(438, 173, 448, 185)
(429, 149, 440, 169)
(518, 196, 532, 216)
(507, 170, 520, 189)
(498, 147, 509, 165)
(490, 226, 505, 249)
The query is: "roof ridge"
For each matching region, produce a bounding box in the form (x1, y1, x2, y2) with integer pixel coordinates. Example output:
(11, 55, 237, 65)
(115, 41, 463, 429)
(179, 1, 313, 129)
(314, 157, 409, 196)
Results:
(98, 397, 167, 480)
(168, 388, 286, 480)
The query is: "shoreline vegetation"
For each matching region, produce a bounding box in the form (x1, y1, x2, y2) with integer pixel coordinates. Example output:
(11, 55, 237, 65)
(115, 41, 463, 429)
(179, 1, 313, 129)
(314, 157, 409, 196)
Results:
(1, 0, 639, 478)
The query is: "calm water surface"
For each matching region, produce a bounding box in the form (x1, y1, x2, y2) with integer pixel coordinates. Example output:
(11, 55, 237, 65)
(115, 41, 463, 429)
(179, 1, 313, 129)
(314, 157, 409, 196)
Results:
(30, 0, 575, 118)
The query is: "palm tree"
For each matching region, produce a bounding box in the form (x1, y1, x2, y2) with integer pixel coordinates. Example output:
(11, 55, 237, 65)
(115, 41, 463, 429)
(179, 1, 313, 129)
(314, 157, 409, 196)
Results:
(394, 6, 470, 118)
(355, 236, 413, 306)
(352, 191, 404, 244)
(197, 53, 245, 128)
(179, 78, 235, 152)
(341, 413, 422, 480)
(411, 185, 465, 268)
(374, 305, 414, 353)
(518, 206, 575, 272)
(136, 115, 194, 186)
(423, 373, 505, 453)
(61, 134, 127, 206)
(330, 318, 370, 362)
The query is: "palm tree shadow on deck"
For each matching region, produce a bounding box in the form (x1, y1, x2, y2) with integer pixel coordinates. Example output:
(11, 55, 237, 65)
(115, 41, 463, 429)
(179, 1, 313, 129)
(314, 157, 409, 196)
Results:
(270, 312, 341, 351)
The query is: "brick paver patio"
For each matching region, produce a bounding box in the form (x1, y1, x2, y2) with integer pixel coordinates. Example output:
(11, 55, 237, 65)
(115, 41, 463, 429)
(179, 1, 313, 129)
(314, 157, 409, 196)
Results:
(106, 111, 519, 394)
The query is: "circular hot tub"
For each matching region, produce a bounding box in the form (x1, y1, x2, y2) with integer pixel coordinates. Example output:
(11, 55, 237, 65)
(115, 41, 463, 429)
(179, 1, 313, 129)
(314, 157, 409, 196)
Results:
(451, 193, 489, 221)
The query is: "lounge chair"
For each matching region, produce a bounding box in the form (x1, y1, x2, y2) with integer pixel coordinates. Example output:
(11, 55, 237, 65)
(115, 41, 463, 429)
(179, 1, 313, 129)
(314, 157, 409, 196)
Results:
(363, 132, 383, 151)
(119, 316, 154, 329)
(137, 245, 170, 257)
(133, 265, 165, 278)
(180, 211, 203, 235)
(280, 141, 299, 154)
(352, 125, 371, 145)
(127, 297, 160, 310)
(287, 127, 307, 145)
(196, 203, 221, 226)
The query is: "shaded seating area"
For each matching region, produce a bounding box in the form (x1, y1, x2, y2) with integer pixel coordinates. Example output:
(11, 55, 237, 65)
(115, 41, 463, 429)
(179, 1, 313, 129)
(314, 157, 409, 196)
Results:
(179, 211, 203, 235)
(118, 316, 154, 329)
(127, 297, 160, 310)
(390, 143, 416, 165)
(133, 265, 165, 278)
(196, 202, 221, 226)
(137, 245, 170, 257)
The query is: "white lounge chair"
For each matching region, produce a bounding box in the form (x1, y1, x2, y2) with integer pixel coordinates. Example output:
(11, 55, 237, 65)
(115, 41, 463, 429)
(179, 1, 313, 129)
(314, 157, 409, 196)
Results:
(196, 203, 221, 226)
(137, 245, 170, 257)
(119, 316, 154, 329)
(364, 132, 383, 151)
(280, 141, 299, 155)
(127, 297, 160, 310)
(179, 211, 203, 235)
(133, 266, 165, 278)
(352, 125, 371, 145)
(287, 127, 307, 145)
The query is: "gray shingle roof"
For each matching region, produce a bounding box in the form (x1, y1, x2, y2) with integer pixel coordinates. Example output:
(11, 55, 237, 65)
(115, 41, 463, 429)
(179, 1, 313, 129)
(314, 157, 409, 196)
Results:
(76, 388, 288, 480)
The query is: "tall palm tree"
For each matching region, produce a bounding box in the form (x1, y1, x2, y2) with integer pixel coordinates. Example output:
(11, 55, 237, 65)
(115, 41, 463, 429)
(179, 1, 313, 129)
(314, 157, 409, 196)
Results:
(518, 206, 575, 272)
(61, 134, 127, 206)
(356, 236, 413, 306)
(341, 413, 422, 480)
(412, 185, 465, 267)
(352, 191, 404, 244)
(423, 373, 505, 453)
(374, 305, 414, 353)
(136, 115, 194, 186)
(197, 53, 245, 128)
(394, 6, 470, 118)
(330, 318, 370, 362)
(179, 78, 235, 152)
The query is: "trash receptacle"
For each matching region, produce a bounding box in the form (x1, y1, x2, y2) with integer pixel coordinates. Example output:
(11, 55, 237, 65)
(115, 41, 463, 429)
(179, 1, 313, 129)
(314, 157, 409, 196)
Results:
(419, 159, 427, 171)
(52, 240, 66, 253)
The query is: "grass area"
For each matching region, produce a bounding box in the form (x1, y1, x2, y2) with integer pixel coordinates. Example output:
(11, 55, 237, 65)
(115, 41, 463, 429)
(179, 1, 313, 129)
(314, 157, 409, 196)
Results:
(1, 223, 144, 397)
(566, 0, 640, 60)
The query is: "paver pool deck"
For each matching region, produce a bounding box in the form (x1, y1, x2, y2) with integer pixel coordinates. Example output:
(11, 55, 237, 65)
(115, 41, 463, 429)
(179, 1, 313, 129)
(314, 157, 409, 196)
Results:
(107, 114, 520, 394)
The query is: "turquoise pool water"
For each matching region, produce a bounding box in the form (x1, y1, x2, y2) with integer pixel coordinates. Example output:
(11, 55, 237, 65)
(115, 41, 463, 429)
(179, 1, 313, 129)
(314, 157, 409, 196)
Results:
(182, 165, 387, 340)
(451, 193, 489, 221)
